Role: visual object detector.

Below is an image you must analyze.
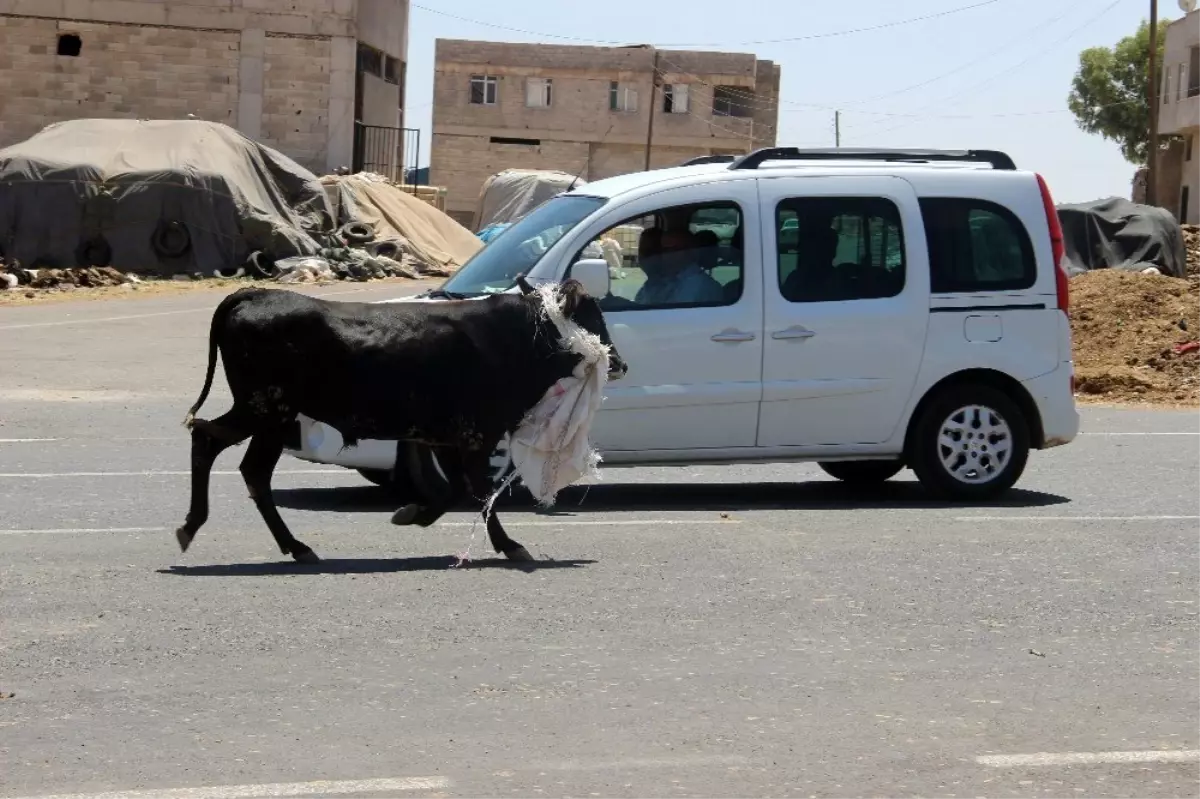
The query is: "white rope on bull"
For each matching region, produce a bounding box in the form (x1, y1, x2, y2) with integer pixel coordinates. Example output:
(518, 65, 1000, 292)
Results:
(456, 282, 611, 565)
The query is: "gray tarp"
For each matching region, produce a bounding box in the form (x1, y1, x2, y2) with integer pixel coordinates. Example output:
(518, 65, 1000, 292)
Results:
(321, 173, 482, 273)
(474, 169, 586, 231)
(0, 119, 332, 275)
(1057, 196, 1187, 279)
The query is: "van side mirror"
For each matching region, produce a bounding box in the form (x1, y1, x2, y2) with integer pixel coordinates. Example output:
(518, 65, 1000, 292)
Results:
(571, 258, 611, 299)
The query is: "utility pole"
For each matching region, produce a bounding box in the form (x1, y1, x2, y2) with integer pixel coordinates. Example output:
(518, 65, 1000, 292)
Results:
(835, 110, 841, 147)
(643, 47, 660, 171)
(1147, 0, 1160, 206)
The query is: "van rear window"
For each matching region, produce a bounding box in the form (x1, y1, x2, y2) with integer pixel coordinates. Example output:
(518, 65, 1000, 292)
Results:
(919, 198, 1036, 293)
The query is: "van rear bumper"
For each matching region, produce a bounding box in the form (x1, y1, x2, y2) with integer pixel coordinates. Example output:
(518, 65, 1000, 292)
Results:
(1024, 362, 1079, 448)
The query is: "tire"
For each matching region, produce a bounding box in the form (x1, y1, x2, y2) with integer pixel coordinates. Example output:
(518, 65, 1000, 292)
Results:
(339, 222, 375, 245)
(246, 251, 279, 278)
(818, 459, 904, 484)
(908, 384, 1030, 501)
(151, 220, 191, 259)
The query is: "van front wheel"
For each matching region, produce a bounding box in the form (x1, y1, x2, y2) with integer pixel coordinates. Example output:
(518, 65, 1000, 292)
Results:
(909, 384, 1030, 501)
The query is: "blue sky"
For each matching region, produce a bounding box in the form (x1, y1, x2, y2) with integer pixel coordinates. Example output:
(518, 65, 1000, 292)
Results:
(402, 0, 1166, 203)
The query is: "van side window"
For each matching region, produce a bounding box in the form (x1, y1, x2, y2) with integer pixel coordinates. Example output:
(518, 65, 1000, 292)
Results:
(569, 201, 745, 311)
(919, 198, 1036, 293)
(775, 197, 905, 303)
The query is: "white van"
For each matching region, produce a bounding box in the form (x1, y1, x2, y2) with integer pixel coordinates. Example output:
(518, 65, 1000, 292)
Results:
(284, 148, 1079, 501)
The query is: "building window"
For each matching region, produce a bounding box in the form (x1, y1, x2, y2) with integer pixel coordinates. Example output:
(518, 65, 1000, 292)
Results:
(56, 33, 81, 57)
(609, 81, 638, 113)
(1189, 46, 1200, 98)
(525, 77, 553, 108)
(357, 42, 383, 77)
(663, 83, 690, 114)
(1179, 64, 1187, 102)
(470, 75, 498, 105)
(384, 55, 400, 85)
(713, 86, 754, 117)
(1164, 68, 1172, 105)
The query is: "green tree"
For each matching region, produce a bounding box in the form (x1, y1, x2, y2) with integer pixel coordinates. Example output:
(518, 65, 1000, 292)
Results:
(1067, 19, 1171, 164)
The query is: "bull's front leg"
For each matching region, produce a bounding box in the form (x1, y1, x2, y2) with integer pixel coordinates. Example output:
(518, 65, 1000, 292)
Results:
(461, 452, 532, 563)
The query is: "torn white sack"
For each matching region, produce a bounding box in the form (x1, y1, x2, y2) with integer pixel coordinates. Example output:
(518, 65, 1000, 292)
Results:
(504, 283, 611, 506)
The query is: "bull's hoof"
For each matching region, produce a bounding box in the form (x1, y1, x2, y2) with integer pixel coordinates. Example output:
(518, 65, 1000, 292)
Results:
(390, 503, 422, 526)
(291, 546, 321, 564)
(175, 527, 194, 553)
(504, 545, 533, 562)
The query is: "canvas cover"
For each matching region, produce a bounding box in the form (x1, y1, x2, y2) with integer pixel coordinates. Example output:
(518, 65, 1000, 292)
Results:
(1057, 197, 1187, 279)
(474, 169, 586, 231)
(0, 119, 331, 275)
(324, 173, 482, 271)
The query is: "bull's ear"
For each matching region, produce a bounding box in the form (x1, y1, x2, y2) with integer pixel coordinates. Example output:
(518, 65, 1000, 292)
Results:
(516, 274, 535, 294)
(559, 278, 585, 316)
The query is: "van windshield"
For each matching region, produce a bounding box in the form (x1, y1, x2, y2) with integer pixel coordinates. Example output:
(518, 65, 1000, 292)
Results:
(439, 195, 606, 296)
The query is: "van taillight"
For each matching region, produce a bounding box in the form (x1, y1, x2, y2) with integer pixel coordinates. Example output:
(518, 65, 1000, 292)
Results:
(1036, 173, 1069, 314)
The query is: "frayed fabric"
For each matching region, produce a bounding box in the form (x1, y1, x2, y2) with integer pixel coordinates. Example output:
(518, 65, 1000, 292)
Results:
(490, 283, 611, 511)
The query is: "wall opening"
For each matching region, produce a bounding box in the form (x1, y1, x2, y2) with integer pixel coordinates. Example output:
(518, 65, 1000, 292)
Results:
(489, 136, 540, 146)
(57, 33, 82, 57)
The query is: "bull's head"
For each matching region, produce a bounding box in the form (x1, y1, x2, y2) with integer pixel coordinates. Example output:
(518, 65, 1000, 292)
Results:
(517, 276, 628, 380)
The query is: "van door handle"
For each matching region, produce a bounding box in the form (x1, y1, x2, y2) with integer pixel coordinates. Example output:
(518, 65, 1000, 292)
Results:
(711, 329, 756, 343)
(771, 326, 817, 340)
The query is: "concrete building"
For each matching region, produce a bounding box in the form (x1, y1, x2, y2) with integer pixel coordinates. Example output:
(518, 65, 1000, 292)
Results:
(0, 0, 410, 175)
(1159, 6, 1199, 224)
(431, 39, 781, 226)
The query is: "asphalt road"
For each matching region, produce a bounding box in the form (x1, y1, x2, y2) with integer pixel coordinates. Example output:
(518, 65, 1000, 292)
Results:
(1, 284, 1197, 799)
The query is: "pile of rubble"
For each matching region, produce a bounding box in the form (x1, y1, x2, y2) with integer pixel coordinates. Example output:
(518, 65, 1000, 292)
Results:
(0, 264, 139, 290)
(1184, 224, 1199, 283)
(1070, 225, 1199, 405)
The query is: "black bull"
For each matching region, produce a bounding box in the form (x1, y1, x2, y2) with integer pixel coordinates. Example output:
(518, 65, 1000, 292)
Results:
(176, 278, 627, 563)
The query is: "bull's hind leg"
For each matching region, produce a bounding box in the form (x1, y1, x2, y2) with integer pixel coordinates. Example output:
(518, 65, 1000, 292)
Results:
(463, 453, 532, 563)
(240, 430, 319, 563)
(176, 410, 250, 553)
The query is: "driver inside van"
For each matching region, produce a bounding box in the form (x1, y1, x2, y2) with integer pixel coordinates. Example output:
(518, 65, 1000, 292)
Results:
(634, 216, 723, 307)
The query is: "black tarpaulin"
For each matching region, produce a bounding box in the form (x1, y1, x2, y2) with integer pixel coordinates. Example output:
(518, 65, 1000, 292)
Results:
(1057, 196, 1186, 279)
(0, 119, 334, 275)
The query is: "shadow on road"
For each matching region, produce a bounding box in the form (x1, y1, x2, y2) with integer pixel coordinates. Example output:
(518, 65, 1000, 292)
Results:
(271, 480, 1072, 514)
(158, 555, 595, 577)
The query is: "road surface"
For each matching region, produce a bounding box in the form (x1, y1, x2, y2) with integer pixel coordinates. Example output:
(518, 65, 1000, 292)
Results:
(1, 284, 1197, 798)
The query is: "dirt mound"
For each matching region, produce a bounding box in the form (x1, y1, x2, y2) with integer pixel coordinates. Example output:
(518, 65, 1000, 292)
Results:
(1184, 224, 1199, 282)
(1070, 269, 1199, 405)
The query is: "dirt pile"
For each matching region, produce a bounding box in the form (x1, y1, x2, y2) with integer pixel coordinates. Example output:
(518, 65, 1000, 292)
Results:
(1184, 224, 1199, 282)
(1070, 269, 1198, 404)
(0, 264, 135, 290)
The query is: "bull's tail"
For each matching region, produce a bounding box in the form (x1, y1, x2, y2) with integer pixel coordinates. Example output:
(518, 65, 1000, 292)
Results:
(182, 290, 250, 429)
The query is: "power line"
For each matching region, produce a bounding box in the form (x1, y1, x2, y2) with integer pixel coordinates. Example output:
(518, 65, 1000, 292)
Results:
(841, 0, 1077, 107)
(847, 0, 1128, 141)
(412, 0, 1011, 48)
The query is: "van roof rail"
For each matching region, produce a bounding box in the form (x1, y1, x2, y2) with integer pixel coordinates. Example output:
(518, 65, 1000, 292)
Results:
(680, 154, 739, 166)
(727, 147, 1017, 171)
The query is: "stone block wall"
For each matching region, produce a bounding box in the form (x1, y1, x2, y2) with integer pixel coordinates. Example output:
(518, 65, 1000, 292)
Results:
(0, 0, 386, 174)
(0, 14, 239, 147)
(260, 33, 332, 171)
